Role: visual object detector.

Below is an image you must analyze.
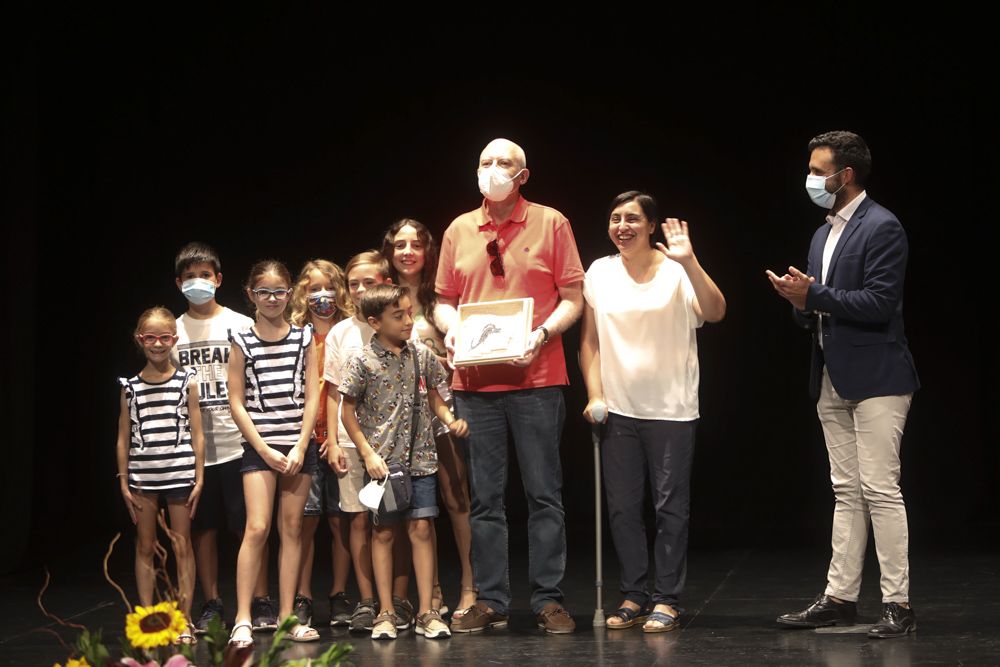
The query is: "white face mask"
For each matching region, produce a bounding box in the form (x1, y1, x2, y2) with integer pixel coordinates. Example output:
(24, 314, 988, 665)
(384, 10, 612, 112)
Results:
(358, 478, 387, 511)
(478, 163, 524, 202)
(804, 169, 846, 209)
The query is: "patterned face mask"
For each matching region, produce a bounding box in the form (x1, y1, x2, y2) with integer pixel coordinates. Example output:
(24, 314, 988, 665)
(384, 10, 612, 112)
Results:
(307, 290, 337, 319)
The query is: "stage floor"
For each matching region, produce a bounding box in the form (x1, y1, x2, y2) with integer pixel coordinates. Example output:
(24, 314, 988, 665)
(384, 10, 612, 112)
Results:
(3, 542, 998, 666)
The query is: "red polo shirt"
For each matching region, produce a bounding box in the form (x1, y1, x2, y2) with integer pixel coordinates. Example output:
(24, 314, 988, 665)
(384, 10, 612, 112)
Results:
(436, 196, 585, 392)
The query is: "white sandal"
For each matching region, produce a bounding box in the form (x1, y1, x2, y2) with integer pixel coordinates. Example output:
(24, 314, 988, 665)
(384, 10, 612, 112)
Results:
(289, 623, 320, 643)
(451, 587, 479, 620)
(174, 622, 198, 646)
(431, 583, 450, 617)
(228, 621, 254, 648)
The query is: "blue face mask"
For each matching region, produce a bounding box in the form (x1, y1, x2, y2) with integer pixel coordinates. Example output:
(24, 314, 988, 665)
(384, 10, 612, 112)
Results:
(181, 278, 217, 305)
(804, 169, 846, 209)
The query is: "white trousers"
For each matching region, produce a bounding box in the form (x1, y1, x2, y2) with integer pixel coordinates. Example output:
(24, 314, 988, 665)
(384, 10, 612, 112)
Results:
(818, 368, 912, 603)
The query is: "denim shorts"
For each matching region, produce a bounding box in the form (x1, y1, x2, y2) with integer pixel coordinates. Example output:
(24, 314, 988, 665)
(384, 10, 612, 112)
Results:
(304, 462, 342, 516)
(241, 441, 319, 475)
(371, 473, 439, 525)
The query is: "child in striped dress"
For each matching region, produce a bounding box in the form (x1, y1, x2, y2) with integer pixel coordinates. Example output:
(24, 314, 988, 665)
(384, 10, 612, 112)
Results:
(227, 260, 321, 647)
(116, 306, 205, 644)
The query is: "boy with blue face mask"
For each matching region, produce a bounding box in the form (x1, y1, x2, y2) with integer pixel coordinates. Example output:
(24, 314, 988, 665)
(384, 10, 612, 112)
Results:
(172, 242, 277, 634)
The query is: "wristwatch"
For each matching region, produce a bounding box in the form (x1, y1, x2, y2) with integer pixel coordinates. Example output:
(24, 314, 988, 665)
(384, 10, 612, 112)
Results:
(533, 325, 550, 346)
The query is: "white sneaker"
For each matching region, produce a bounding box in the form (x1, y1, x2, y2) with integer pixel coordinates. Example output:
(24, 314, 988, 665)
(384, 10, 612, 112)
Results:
(371, 612, 397, 640)
(415, 610, 451, 639)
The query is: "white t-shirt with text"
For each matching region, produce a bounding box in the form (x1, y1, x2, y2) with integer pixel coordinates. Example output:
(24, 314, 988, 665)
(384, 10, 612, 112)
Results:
(173, 307, 254, 465)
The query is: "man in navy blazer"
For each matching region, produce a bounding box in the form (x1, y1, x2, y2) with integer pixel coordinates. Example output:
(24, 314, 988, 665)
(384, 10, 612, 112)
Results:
(767, 131, 919, 638)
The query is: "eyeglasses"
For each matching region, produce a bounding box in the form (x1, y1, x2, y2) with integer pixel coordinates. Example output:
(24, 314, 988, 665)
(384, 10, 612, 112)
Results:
(486, 239, 504, 277)
(251, 288, 291, 300)
(137, 333, 176, 346)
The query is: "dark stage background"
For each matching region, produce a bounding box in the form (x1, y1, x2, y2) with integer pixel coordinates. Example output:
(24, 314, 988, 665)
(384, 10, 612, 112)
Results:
(4, 12, 995, 577)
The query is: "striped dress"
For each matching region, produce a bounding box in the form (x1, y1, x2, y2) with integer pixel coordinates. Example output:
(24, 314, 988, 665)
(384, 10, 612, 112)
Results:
(231, 324, 312, 448)
(119, 369, 197, 492)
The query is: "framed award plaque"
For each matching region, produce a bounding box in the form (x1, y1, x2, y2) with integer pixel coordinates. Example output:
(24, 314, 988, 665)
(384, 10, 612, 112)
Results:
(452, 297, 534, 367)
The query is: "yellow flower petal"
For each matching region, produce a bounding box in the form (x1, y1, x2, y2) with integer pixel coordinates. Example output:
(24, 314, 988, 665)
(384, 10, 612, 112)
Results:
(124, 601, 187, 649)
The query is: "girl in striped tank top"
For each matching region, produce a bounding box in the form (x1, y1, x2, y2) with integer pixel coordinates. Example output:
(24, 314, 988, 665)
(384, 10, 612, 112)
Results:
(228, 260, 321, 646)
(115, 306, 205, 644)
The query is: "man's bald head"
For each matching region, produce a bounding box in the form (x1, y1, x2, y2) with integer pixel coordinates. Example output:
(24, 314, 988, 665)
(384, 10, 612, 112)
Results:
(480, 138, 527, 171)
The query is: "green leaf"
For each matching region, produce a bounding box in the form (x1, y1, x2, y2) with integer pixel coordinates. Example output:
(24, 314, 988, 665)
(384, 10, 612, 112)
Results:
(74, 628, 111, 666)
(259, 615, 298, 667)
(200, 613, 228, 667)
(313, 641, 354, 666)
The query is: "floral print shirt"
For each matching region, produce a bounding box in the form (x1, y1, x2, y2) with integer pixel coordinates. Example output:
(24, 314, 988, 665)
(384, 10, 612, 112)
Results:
(338, 338, 448, 476)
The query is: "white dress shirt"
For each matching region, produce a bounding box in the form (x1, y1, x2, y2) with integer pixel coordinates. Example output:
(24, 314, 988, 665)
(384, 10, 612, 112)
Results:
(818, 191, 867, 349)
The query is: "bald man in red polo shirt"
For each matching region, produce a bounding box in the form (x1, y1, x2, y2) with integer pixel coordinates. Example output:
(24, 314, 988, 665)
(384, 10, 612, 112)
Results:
(435, 138, 585, 634)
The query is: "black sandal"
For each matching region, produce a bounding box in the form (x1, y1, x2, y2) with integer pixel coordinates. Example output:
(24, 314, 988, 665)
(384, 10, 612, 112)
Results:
(605, 605, 648, 629)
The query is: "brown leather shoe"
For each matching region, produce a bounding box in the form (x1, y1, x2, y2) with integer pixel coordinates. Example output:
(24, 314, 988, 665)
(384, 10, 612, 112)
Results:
(536, 603, 575, 634)
(449, 601, 508, 633)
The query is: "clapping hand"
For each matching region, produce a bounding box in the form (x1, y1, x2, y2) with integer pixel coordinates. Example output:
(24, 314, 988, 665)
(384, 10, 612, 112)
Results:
(765, 266, 815, 311)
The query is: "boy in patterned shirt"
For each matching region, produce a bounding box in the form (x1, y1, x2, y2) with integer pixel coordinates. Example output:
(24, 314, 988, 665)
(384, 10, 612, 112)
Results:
(340, 284, 468, 641)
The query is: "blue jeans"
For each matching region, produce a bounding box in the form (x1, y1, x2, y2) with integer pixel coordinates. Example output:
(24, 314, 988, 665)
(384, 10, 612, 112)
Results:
(454, 386, 567, 615)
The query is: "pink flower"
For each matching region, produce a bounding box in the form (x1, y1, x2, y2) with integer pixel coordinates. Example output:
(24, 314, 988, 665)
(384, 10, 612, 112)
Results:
(118, 657, 191, 667)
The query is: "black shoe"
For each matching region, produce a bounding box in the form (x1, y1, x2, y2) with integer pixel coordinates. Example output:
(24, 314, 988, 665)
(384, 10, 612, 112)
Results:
(393, 596, 414, 629)
(329, 591, 353, 627)
(293, 594, 313, 625)
(349, 598, 378, 633)
(194, 598, 225, 635)
(777, 594, 857, 628)
(251, 595, 279, 631)
(868, 602, 916, 638)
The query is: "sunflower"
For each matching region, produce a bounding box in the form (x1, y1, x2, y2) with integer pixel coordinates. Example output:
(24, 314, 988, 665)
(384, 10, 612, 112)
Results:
(124, 601, 187, 649)
(53, 659, 90, 667)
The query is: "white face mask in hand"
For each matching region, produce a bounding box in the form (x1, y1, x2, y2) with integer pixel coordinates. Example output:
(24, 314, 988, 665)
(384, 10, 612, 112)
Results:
(359, 478, 387, 510)
(478, 163, 524, 202)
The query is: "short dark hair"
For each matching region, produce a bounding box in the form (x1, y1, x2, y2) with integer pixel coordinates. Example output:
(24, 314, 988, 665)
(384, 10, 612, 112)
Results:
(808, 131, 872, 186)
(175, 241, 221, 277)
(608, 191, 659, 247)
(360, 284, 410, 321)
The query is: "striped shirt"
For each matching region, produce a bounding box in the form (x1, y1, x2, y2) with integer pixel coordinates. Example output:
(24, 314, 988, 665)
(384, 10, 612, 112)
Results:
(231, 324, 313, 448)
(119, 369, 197, 492)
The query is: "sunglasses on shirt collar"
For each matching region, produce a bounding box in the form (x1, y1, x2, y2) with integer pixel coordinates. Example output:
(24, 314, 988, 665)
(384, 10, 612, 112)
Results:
(486, 238, 504, 277)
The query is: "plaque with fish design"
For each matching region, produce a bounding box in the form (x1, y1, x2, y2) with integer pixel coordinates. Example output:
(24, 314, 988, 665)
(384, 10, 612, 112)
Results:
(453, 298, 534, 367)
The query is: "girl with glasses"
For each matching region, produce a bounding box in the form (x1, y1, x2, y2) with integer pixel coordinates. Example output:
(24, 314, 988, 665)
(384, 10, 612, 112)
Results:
(116, 306, 205, 645)
(227, 260, 322, 647)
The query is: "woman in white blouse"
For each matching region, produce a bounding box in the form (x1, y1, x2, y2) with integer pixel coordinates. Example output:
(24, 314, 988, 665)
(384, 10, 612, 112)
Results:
(580, 191, 726, 633)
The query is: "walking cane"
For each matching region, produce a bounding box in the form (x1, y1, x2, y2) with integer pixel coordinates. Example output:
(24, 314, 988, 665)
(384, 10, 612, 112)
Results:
(590, 402, 607, 627)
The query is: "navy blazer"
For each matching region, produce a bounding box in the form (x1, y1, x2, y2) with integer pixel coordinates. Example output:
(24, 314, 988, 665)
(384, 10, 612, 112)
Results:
(796, 196, 920, 401)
